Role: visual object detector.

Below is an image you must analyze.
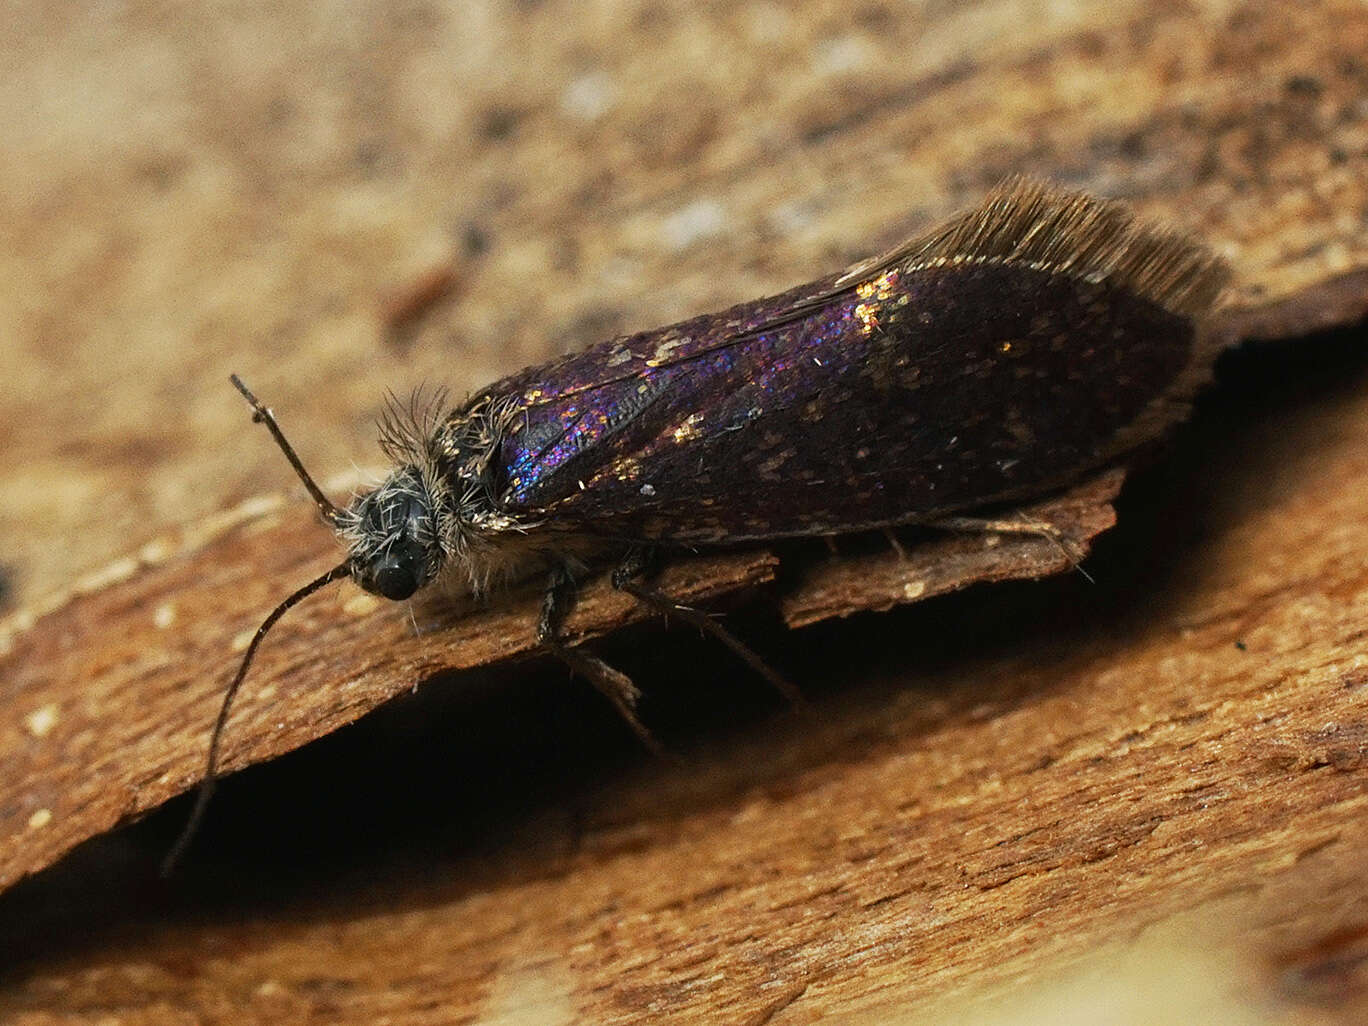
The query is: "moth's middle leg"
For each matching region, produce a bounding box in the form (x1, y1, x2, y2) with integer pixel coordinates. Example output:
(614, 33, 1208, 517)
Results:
(611, 546, 806, 708)
(536, 561, 660, 752)
(930, 511, 1094, 583)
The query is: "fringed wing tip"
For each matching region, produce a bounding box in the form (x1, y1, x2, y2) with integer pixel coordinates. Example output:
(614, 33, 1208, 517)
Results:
(851, 178, 1231, 319)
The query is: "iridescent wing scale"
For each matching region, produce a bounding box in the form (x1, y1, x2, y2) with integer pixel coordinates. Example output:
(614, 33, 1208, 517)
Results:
(470, 180, 1227, 545)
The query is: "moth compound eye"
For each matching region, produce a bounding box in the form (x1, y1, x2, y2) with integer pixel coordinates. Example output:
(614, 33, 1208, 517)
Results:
(341, 466, 442, 601)
(366, 550, 421, 601)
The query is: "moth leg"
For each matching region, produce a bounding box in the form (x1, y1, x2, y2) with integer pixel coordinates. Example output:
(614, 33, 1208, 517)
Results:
(537, 562, 661, 753)
(611, 547, 807, 708)
(881, 529, 908, 561)
(930, 513, 1094, 583)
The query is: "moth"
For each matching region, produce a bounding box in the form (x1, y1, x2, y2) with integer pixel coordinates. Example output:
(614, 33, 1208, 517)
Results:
(166, 178, 1228, 869)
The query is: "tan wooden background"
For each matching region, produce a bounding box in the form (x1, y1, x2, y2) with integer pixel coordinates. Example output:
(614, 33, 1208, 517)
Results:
(3, 0, 1368, 1022)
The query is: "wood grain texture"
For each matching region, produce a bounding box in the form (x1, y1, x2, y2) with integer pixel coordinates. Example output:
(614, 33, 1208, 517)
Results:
(3, 0, 1368, 1022)
(0, 467, 1122, 892)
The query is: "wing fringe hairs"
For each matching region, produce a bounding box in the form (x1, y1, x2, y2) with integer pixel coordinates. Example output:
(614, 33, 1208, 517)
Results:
(842, 177, 1230, 320)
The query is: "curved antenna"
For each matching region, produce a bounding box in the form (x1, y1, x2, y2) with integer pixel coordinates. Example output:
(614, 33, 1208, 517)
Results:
(162, 560, 351, 876)
(230, 374, 342, 525)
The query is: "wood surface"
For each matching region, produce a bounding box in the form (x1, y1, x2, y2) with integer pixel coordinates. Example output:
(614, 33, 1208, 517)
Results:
(4, 0, 1368, 1022)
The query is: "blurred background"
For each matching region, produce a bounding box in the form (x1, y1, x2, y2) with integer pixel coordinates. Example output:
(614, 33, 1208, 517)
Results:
(4, 2, 1368, 1022)
(7, 0, 1354, 609)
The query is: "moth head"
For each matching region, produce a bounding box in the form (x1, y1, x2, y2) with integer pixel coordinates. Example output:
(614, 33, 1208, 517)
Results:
(340, 467, 443, 601)
(171, 376, 442, 875)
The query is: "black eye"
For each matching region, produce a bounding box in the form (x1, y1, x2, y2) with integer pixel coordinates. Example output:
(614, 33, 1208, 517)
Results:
(368, 551, 420, 600)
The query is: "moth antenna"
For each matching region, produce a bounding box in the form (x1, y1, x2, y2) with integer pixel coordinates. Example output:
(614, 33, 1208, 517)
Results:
(162, 561, 351, 876)
(230, 374, 343, 525)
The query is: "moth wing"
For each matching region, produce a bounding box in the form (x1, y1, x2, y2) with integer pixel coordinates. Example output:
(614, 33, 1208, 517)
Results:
(486, 180, 1227, 543)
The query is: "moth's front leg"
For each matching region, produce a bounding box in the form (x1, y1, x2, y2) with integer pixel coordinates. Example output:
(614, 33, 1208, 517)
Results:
(536, 559, 660, 752)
